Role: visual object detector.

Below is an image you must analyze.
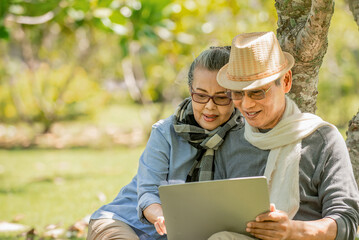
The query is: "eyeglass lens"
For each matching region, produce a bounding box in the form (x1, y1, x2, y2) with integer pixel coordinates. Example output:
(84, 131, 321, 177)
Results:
(230, 85, 272, 100)
(191, 92, 231, 105)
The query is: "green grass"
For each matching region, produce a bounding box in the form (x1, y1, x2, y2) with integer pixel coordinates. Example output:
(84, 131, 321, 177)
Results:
(0, 147, 144, 238)
(0, 101, 175, 239)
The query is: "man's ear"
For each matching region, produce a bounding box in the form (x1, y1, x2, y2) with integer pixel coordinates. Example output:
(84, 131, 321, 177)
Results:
(283, 70, 292, 93)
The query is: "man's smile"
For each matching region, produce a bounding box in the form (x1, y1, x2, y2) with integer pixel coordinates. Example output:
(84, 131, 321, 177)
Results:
(243, 110, 261, 119)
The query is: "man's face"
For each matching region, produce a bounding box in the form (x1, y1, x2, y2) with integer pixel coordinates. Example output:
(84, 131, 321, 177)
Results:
(232, 72, 292, 130)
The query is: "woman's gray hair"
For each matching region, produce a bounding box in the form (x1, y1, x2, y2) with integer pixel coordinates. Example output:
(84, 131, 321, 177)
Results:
(188, 46, 230, 87)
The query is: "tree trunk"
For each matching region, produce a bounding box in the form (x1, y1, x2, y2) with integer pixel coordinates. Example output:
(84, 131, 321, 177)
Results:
(275, 0, 334, 113)
(346, 0, 359, 186)
(348, 0, 359, 26)
(346, 112, 359, 186)
(276, 0, 359, 184)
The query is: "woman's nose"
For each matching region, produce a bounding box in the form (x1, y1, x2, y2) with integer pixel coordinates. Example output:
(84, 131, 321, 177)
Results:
(205, 98, 216, 110)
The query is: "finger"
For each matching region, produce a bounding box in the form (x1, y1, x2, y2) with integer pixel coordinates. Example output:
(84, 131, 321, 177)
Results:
(249, 232, 278, 240)
(247, 221, 281, 231)
(154, 222, 164, 235)
(256, 210, 288, 222)
(247, 227, 284, 239)
(270, 203, 276, 212)
(255, 213, 278, 222)
(158, 220, 167, 234)
(156, 216, 167, 235)
(254, 203, 276, 222)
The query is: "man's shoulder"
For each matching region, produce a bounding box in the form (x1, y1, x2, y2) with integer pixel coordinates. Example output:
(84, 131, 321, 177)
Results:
(302, 124, 347, 155)
(305, 124, 342, 143)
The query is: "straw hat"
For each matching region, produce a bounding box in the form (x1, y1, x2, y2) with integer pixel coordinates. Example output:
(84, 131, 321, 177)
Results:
(217, 32, 295, 90)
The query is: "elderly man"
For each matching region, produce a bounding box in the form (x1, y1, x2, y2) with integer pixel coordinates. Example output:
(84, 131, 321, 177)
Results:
(212, 32, 359, 240)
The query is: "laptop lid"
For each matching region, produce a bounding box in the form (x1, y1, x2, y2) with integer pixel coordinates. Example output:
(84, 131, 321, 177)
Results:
(158, 176, 270, 240)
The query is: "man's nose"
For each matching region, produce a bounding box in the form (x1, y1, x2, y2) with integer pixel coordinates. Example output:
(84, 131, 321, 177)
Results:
(240, 94, 256, 109)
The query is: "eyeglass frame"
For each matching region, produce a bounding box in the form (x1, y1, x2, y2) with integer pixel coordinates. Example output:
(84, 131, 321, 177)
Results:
(190, 88, 232, 106)
(228, 84, 274, 101)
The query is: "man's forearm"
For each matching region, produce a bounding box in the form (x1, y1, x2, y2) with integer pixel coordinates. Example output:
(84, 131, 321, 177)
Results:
(290, 217, 337, 240)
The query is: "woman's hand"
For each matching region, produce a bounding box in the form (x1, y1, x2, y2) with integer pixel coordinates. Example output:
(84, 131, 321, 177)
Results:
(246, 204, 293, 240)
(154, 216, 167, 235)
(143, 203, 167, 235)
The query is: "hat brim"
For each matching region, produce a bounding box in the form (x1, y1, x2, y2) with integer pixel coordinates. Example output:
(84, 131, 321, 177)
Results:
(217, 52, 295, 90)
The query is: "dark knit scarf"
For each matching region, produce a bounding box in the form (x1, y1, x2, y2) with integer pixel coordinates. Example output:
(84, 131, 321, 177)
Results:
(173, 98, 243, 182)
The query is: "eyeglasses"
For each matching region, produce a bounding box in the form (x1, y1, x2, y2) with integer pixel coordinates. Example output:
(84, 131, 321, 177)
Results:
(191, 88, 232, 106)
(228, 84, 273, 101)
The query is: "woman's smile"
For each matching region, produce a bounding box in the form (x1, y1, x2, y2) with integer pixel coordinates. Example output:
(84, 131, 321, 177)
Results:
(203, 113, 218, 122)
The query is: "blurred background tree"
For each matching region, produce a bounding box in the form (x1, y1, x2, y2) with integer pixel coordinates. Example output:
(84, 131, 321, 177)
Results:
(0, 0, 358, 147)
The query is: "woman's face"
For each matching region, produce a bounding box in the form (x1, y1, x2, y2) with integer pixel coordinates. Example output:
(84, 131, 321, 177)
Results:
(191, 67, 234, 130)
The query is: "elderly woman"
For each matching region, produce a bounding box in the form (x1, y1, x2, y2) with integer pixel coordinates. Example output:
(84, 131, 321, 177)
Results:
(87, 47, 243, 240)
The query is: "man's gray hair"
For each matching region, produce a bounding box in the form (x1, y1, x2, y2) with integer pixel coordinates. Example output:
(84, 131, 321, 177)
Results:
(188, 47, 230, 87)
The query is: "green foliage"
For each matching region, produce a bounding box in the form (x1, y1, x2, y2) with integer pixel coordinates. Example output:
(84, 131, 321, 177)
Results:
(0, 62, 108, 130)
(317, 0, 359, 131)
(0, 0, 279, 128)
(0, 0, 10, 39)
(0, 0, 357, 133)
(10, 0, 61, 16)
(0, 25, 9, 39)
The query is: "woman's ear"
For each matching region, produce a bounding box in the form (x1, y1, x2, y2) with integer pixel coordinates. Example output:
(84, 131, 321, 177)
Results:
(283, 70, 292, 93)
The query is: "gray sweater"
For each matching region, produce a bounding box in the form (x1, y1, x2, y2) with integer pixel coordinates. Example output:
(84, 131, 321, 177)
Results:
(214, 125, 359, 240)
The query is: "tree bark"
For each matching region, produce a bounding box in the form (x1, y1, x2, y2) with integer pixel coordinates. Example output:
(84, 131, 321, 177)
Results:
(348, 0, 359, 27)
(346, 0, 359, 186)
(275, 0, 334, 113)
(346, 112, 359, 186)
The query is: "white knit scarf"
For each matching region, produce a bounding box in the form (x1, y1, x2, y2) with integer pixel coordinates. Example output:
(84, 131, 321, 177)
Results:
(244, 96, 334, 219)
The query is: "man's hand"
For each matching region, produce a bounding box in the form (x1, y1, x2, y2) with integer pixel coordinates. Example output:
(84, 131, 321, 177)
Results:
(246, 204, 293, 240)
(245, 204, 337, 240)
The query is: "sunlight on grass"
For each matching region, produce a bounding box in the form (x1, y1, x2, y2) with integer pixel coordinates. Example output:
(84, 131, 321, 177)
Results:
(0, 147, 144, 237)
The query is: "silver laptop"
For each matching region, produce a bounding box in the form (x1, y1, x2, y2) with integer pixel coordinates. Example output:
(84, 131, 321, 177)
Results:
(158, 176, 270, 240)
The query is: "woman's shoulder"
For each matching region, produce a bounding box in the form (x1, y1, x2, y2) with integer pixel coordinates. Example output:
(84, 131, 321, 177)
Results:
(149, 115, 177, 141)
(152, 114, 175, 130)
(149, 115, 189, 147)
